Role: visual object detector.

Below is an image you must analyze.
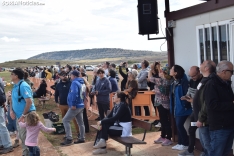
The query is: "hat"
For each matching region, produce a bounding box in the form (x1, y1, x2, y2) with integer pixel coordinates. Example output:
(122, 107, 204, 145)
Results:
(71, 70, 80, 77)
(58, 71, 66, 77)
(162, 66, 170, 75)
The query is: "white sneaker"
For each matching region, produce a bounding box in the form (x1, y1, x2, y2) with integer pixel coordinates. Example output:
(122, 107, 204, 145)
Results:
(177, 145, 188, 151)
(155, 122, 161, 128)
(93, 148, 107, 155)
(93, 139, 106, 149)
(172, 144, 181, 150)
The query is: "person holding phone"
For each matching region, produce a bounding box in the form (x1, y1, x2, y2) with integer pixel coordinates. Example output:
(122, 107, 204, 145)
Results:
(179, 66, 203, 156)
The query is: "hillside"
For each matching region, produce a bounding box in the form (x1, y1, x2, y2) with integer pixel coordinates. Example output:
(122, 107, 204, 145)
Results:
(28, 48, 167, 61)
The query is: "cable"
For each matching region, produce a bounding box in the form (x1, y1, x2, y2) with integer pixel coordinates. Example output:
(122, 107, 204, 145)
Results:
(159, 18, 167, 52)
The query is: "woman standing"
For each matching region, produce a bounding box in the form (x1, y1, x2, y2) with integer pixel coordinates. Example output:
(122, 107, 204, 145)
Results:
(148, 66, 172, 146)
(170, 65, 192, 151)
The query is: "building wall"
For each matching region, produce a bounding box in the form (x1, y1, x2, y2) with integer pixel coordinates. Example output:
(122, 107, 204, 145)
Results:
(173, 6, 234, 73)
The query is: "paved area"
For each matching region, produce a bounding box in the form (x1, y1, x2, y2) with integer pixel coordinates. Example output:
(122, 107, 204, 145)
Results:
(3, 132, 59, 156)
(60, 131, 201, 156)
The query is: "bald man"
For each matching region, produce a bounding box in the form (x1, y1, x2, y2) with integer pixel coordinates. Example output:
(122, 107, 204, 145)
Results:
(179, 66, 203, 156)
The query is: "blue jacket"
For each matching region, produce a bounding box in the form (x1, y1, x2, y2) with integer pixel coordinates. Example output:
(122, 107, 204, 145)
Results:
(67, 78, 85, 108)
(109, 77, 119, 92)
(94, 77, 112, 103)
(170, 74, 192, 117)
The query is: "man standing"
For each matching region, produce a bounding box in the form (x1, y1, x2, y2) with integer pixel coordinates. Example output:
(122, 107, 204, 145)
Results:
(178, 66, 202, 156)
(10, 68, 36, 156)
(203, 61, 234, 156)
(55, 71, 80, 136)
(137, 60, 150, 116)
(60, 70, 85, 146)
(0, 78, 13, 154)
(92, 68, 112, 120)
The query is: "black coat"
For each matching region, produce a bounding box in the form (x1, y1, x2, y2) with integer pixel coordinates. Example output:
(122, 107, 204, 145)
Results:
(204, 73, 234, 130)
(55, 80, 71, 105)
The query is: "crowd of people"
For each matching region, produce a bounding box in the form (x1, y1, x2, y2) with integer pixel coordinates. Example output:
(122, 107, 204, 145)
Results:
(0, 59, 233, 156)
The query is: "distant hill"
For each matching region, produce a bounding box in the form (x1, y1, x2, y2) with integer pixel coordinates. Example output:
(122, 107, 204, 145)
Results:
(28, 48, 167, 61)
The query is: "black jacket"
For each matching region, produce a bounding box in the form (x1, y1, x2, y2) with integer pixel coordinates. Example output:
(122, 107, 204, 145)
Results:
(36, 83, 47, 97)
(55, 80, 71, 105)
(101, 102, 131, 124)
(192, 76, 210, 122)
(119, 66, 129, 91)
(204, 73, 234, 130)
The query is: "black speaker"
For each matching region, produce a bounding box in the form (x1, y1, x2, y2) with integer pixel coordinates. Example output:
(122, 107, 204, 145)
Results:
(137, 0, 159, 35)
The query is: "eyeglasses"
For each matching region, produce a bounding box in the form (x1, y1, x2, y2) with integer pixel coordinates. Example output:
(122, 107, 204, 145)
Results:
(224, 70, 234, 75)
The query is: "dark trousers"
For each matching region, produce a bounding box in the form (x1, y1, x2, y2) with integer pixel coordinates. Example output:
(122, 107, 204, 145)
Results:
(27, 146, 40, 156)
(99, 123, 122, 140)
(175, 115, 189, 146)
(83, 108, 89, 133)
(157, 105, 172, 140)
(138, 89, 150, 116)
(188, 113, 197, 153)
(97, 102, 110, 120)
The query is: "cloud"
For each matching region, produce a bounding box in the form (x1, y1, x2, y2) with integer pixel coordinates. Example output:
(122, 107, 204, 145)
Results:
(0, 0, 204, 63)
(0, 36, 20, 42)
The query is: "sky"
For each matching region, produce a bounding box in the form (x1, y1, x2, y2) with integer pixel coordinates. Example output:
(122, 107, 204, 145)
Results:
(0, 0, 204, 63)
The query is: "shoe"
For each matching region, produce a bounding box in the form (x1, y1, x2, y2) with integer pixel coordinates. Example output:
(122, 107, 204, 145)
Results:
(154, 137, 165, 144)
(177, 145, 188, 151)
(93, 139, 106, 149)
(13, 139, 19, 148)
(178, 150, 194, 156)
(63, 136, 67, 140)
(155, 122, 161, 128)
(0, 146, 13, 154)
(74, 139, 85, 144)
(161, 139, 173, 146)
(152, 120, 159, 125)
(93, 148, 107, 155)
(60, 139, 73, 146)
(172, 144, 181, 150)
(95, 117, 100, 121)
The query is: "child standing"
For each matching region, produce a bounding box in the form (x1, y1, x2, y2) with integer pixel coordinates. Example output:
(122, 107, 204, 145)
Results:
(19, 112, 56, 156)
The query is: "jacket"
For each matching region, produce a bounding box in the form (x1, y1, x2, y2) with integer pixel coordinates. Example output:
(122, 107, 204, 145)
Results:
(94, 77, 112, 103)
(55, 80, 71, 105)
(36, 83, 47, 97)
(192, 76, 211, 124)
(204, 73, 234, 130)
(137, 68, 149, 90)
(170, 74, 192, 117)
(67, 78, 85, 108)
(109, 77, 119, 92)
(119, 66, 128, 91)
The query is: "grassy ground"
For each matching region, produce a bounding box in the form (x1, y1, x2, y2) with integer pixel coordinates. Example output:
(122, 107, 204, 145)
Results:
(0, 71, 160, 149)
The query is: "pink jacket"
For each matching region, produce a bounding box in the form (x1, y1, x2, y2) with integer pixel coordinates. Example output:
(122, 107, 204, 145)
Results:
(19, 121, 54, 146)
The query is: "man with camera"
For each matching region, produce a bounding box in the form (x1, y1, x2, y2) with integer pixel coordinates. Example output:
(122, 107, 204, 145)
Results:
(0, 78, 13, 154)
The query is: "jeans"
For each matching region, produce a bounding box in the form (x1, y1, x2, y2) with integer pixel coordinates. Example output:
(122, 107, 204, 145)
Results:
(27, 146, 40, 156)
(59, 105, 79, 133)
(199, 126, 211, 156)
(97, 102, 109, 120)
(175, 116, 189, 146)
(63, 108, 85, 140)
(208, 128, 234, 156)
(188, 113, 197, 153)
(157, 105, 172, 140)
(0, 107, 12, 148)
(17, 118, 29, 156)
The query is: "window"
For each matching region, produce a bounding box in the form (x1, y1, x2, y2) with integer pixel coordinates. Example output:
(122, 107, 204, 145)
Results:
(197, 20, 231, 64)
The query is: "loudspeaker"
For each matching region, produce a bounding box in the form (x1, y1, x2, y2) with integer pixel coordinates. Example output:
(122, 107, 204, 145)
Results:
(137, 0, 159, 35)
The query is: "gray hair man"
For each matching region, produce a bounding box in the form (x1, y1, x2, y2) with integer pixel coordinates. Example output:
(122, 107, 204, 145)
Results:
(202, 60, 234, 156)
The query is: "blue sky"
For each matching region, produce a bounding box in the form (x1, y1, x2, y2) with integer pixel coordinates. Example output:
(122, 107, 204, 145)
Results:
(0, 0, 204, 63)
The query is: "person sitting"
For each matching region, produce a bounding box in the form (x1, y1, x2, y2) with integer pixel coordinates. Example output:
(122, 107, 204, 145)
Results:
(33, 79, 47, 98)
(93, 92, 132, 155)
